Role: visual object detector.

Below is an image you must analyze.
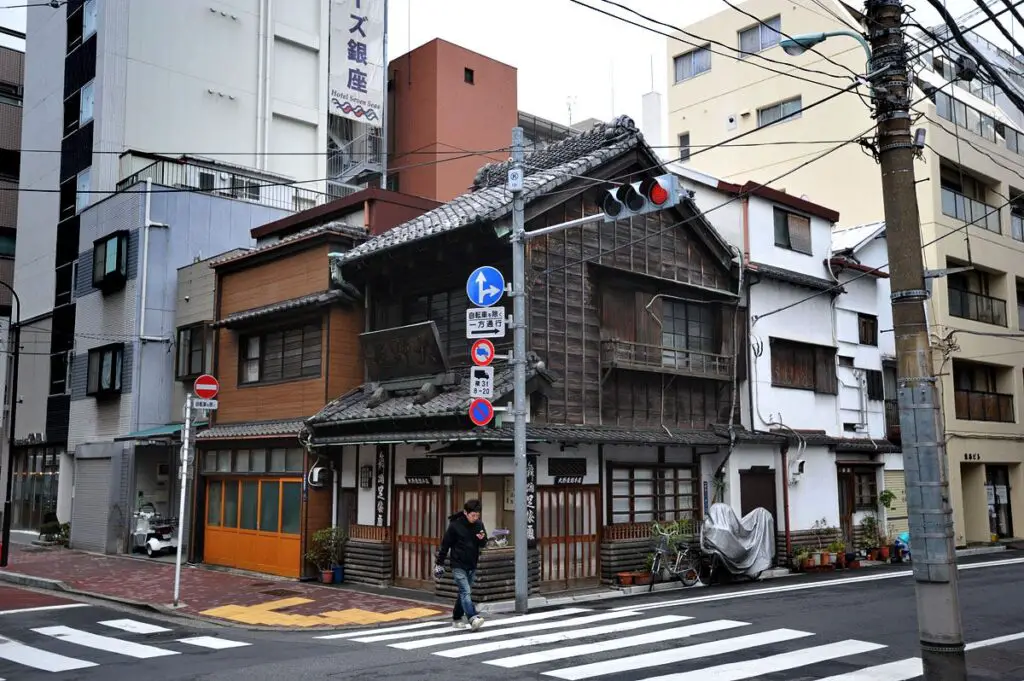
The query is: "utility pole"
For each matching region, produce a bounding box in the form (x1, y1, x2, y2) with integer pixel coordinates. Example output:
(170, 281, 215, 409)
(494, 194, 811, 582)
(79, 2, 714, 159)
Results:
(866, 1, 966, 678)
(509, 127, 529, 613)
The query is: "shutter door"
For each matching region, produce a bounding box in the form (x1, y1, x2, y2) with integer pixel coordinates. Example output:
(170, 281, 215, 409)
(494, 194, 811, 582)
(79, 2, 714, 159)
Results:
(70, 459, 112, 553)
(883, 470, 909, 536)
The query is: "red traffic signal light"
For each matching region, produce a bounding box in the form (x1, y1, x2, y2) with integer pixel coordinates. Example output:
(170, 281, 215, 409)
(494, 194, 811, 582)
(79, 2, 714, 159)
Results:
(601, 174, 683, 222)
(640, 176, 671, 206)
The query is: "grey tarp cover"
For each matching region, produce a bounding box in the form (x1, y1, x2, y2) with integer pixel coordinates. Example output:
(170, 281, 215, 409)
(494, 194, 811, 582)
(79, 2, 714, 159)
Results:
(701, 503, 775, 578)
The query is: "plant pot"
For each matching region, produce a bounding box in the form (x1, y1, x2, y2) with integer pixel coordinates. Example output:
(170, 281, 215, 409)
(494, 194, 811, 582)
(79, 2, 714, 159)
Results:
(879, 546, 890, 561)
(320, 569, 334, 584)
(632, 572, 653, 586)
(810, 552, 822, 566)
(617, 572, 634, 586)
(332, 565, 344, 583)
(829, 552, 837, 565)
(802, 558, 814, 570)
(836, 553, 846, 569)
(821, 551, 830, 564)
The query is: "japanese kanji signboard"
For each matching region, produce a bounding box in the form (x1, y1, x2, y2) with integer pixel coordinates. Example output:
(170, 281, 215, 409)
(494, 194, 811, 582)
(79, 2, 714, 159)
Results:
(329, 0, 385, 126)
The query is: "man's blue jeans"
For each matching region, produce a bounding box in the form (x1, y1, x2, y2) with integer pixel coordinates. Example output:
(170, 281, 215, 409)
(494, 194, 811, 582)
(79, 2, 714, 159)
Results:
(451, 568, 478, 620)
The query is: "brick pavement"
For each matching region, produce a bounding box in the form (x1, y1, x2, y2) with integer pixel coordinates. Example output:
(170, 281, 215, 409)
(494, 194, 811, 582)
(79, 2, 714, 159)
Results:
(0, 544, 442, 629)
(0, 585, 79, 612)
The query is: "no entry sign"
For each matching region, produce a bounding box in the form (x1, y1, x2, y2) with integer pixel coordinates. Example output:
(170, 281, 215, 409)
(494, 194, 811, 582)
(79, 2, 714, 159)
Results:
(193, 374, 220, 400)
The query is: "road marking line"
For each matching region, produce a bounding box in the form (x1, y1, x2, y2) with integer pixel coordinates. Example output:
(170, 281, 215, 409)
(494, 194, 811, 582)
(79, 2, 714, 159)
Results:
(543, 628, 814, 680)
(814, 657, 923, 680)
(391, 610, 639, 651)
(630, 639, 886, 681)
(316, 620, 449, 639)
(618, 557, 1024, 612)
(966, 631, 1024, 650)
(436, 614, 690, 658)
(0, 635, 97, 672)
(99, 619, 171, 634)
(178, 636, 251, 650)
(0, 603, 90, 616)
(352, 608, 591, 643)
(33, 626, 179, 659)
(486, 619, 751, 669)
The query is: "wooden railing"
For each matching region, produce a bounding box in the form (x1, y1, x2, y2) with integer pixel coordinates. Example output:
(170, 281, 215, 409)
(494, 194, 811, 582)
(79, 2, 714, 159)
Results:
(954, 389, 1015, 423)
(601, 339, 732, 380)
(349, 524, 391, 542)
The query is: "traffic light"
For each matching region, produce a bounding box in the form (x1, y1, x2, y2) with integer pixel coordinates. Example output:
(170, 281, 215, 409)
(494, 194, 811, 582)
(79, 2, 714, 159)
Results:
(601, 173, 683, 222)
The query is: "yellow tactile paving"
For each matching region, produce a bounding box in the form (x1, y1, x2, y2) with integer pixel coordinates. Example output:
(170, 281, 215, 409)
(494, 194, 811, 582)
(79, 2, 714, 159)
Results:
(199, 597, 442, 628)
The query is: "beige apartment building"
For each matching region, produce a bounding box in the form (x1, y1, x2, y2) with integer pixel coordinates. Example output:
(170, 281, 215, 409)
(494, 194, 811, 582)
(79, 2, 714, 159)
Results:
(666, 0, 1024, 547)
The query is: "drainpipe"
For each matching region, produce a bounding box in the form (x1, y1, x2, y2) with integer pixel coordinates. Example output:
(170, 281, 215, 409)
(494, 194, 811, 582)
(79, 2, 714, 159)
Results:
(135, 178, 170, 433)
(331, 460, 339, 529)
(781, 442, 792, 562)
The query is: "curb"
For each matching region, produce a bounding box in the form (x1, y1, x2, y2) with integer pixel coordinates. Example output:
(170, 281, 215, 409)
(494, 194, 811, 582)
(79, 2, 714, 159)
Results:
(0, 570, 445, 634)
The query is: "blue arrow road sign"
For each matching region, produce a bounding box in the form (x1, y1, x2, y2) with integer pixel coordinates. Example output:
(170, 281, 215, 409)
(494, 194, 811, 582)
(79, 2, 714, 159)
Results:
(466, 266, 505, 308)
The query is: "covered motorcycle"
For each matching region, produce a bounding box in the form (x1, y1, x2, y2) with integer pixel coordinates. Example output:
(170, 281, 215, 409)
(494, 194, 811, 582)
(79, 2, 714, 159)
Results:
(701, 503, 775, 579)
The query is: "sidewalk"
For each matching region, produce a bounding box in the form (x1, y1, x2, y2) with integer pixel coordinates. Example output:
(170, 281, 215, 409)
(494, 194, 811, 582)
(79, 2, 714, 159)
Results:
(0, 544, 443, 630)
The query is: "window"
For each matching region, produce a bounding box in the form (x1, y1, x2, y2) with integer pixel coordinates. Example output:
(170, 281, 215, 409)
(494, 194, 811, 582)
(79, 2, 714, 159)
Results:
(858, 313, 878, 345)
(79, 80, 94, 125)
(76, 167, 91, 213)
(770, 338, 837, 394)
(758, 96, 801, 127)
(83, 0, 97, 39)
(678, 133, 691, 162)
(854, 470, 878, 510)
(738, 16, 781, 57)
(464, 67, 474, 84)
(773, 206, 812, 254)
(673, 46, 711, 82)
(92, 231, 128, 290)
(238, 322, 322, 384)
(609, 464, 698, 524)
(201, 448, 304, 474)
(176, 325, 206, 379)
(0, 81, 22, 107)
(865, 369, 884, 401)
(86, 343, 124, 396)
(230, 176, 260, 201)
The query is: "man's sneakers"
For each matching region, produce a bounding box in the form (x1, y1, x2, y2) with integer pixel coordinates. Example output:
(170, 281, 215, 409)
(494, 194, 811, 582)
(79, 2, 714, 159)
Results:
(452, 620, 468, 630)
(469, 615, 485, 631)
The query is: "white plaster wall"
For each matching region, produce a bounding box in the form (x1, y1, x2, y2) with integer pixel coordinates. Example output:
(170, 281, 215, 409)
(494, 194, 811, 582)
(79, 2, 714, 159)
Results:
(746, 195, 834, 270)
(787, 446, 841, 528)
(857, 238, 896, 359)
(835, 266, 886, 439)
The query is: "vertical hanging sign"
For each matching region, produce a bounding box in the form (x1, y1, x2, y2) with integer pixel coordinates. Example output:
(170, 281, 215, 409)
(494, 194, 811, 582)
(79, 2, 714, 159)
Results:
(525, 454, 537, 548)
(329, 0, 385, 126)
(374, 444, 389, 526)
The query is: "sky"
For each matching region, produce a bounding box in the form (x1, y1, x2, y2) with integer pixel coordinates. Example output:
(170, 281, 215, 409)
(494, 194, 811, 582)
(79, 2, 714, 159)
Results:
(0, 0, 1004, 138)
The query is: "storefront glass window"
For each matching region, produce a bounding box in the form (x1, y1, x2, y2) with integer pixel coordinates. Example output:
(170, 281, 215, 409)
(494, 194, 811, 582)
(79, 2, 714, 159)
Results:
(235, 450, 250, 472)
(259, 481, 279, 531)
(281, 482, 301, 534)
(240, 481, 258, 530)
(285, 449, 304, 472)
(223, 482, 239, 528)
(270, 448, 286, 471)
(207, 481, 222, 526)
(251, 449, 266, 472)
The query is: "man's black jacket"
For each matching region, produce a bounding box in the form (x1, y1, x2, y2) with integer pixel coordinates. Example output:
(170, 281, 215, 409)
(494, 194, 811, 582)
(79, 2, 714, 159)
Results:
(436, 512, 488, 571)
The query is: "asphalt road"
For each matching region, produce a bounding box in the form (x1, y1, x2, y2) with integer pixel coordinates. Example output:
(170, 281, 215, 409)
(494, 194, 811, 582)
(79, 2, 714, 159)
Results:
(1, 554, 1022, 680)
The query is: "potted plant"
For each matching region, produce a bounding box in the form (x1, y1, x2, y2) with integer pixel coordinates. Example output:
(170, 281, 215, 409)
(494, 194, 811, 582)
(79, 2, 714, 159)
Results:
(860, 515, 880, 560)
(792, 548, 811, 571)
(879, 489, 896, 511)
(305, 527, 340, 583)
(828, 540, 845, 568)
(327, 527, 348, 583)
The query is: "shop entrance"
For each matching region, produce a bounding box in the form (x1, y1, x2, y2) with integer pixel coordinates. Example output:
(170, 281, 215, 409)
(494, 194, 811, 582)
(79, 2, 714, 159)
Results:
(393, 485, 443, 588)
(986, 465, 1014, 539)
(537, 485, 600, 591)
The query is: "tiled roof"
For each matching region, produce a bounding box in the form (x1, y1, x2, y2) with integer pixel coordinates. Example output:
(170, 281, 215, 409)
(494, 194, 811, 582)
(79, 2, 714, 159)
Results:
(196, 418, 306, 441)
(210, 222, 368, 268)
(311, 425, 730, 447)
(211, 289, 356, 328)
(831, 221, 885, 255)
(781, 430, 900, 453)
(306, 360, 554, 427)
(332, 116, 646, 266)
(747, 261, 842, 294)
(711, 425, 786, 444)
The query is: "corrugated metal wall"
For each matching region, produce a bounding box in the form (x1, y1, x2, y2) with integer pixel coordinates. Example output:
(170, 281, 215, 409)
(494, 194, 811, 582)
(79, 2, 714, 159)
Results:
(70, 458, 112, 552)
(884, 470, 909, 536)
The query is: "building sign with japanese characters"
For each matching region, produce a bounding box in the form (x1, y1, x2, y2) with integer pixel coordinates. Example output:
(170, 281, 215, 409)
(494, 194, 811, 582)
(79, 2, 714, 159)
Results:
(374, 444, 390, 526)
(526, 454, 537, 548)
(329, 0, 385, 126)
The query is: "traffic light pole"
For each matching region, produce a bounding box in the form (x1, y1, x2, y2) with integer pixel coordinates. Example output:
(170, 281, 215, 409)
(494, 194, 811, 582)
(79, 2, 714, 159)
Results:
(866, 1, 966, 679)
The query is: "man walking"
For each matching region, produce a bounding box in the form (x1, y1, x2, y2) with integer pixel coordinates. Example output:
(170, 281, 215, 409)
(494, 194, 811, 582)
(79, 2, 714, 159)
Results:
(434, 499, 488, 631)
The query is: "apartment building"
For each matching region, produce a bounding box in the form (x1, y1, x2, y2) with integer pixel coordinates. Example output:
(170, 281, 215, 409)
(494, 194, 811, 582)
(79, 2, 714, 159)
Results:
(666, 0, 1024, 545)
(12, 0, 332, 530)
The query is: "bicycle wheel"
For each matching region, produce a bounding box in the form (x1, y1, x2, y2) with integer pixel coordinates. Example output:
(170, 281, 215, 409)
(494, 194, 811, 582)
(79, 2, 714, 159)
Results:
(649, 553, 663, 592)
(677, 552, 700, 587)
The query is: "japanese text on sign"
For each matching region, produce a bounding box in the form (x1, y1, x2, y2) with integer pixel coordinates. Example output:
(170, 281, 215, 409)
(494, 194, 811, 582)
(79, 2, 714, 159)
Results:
(470, 366, 494, 399)
(329, 0, 384, 126)
(466, 307, 507, 339)
(525, 456, 537, 544)
(375, 445, 389, 526)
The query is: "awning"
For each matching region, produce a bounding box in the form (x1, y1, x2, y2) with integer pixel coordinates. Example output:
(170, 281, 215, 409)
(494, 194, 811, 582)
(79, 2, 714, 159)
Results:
(114, 422, 208, 443)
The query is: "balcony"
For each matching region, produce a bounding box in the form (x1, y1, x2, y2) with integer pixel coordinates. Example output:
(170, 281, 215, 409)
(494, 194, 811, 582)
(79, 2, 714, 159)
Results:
(328, 131, 383, 185)
(954, 389, 1015, 422)
(941, 187, 1000, 233)
(884, 398, 900, 443)
(948, 288, 1007, 326)
(600, 339, 733, 381)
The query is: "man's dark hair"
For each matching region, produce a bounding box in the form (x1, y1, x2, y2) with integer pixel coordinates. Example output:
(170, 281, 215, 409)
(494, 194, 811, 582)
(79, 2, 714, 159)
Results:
(464, 498, 482, 514)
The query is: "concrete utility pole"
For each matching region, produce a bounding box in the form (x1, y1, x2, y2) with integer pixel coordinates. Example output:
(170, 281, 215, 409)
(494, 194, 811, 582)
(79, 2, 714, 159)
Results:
(866, 1, 966, 678)
(509, 127, 529, 613)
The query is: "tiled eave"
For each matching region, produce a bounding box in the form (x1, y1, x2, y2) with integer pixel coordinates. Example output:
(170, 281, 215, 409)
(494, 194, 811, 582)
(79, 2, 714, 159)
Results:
(747, 261, 843, 294)
(195, 419, 306, 441)
(828, 256, 890, 279)
(211, 288, 358, 329)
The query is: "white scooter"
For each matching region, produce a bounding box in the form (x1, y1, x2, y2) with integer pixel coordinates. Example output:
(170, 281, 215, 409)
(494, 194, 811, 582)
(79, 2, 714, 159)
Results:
(132, 503, 178, 557)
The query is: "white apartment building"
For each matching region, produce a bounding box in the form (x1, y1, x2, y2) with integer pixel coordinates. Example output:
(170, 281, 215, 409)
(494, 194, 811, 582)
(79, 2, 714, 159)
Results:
(12, 0, 332, 529)
(666, 0, 1024, 546)
(676, 164, 901, 554)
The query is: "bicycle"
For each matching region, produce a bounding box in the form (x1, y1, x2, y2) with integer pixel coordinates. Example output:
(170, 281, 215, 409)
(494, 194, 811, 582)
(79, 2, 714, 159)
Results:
(648, 521, 702, 591)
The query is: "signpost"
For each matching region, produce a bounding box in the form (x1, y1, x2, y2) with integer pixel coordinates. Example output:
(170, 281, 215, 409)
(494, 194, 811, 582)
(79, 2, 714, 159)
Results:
(471, 339, 496, 366)
(173, 375, 220, 608)
(466, 266, 505, 307)
(470, 366, 494, 399)
(466, 308, 506, 339)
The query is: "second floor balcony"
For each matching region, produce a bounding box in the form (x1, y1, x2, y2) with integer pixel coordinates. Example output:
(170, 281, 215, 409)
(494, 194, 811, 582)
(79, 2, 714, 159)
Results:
(941, 187, 1000, 233)
(954, 388, 1015, 423)
(948, 287, 1007, 326)
(600, 339, 733, 381)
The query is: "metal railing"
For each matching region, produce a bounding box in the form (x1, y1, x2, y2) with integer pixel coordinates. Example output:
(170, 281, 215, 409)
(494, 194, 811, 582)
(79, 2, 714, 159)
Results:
(328, 131, 383, 183)
(948, 287, 1007, 326)
(941, 187, 1000, 233)
(600, 339, 733, 379)
(117, 159, 330, 212)
(954, 389, 1015, 423)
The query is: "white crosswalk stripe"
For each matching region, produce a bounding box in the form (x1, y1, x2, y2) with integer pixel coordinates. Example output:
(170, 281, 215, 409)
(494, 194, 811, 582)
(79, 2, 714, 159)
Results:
(0, 617, 250, 675)
(322, 606, 933, 680)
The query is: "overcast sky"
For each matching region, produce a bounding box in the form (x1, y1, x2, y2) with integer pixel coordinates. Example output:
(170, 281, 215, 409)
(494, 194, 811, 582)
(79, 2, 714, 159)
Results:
(0, 0, 1006, 136)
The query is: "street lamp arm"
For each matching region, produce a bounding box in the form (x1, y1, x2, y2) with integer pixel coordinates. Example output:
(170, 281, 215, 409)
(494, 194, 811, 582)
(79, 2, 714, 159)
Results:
(780, 30, 872, 67)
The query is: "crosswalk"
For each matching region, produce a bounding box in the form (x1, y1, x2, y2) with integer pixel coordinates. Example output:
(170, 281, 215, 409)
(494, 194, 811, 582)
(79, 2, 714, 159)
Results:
(316, 607, 929, 680)
(0, 617, 251, 675)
